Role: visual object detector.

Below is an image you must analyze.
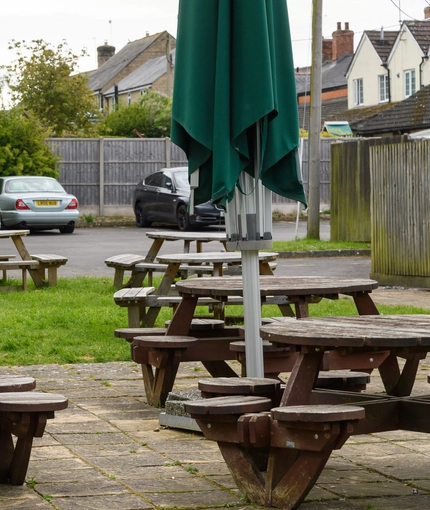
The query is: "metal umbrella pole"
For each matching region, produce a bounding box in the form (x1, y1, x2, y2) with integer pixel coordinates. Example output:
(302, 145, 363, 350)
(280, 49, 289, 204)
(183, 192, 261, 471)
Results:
(226, 121, 273, 377)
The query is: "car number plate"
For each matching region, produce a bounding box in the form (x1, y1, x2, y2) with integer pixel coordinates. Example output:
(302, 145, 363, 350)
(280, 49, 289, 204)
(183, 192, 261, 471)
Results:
(35, 200, 59, 206)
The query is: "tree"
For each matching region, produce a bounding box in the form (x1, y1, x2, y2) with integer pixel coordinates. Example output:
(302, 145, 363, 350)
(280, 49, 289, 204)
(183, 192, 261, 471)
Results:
(0, 108, 58, 177)
(3, 39, 100, 137)
(98, 90, 172, 138)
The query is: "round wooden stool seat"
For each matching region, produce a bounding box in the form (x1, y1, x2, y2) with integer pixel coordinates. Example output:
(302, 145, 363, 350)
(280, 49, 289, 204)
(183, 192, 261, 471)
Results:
(0, 376, 36, 393)
(165, 318, 225, 330)
(185, 395, 272, 416)
(229, 340, 290, 353)
(272, 404, 365, 423)
(133, 335, 198, 349)
(0, 392, 68, 412)
(115, 328, 166, 341)
(198, 377, 281, 396)
(316, 371, 370, 390)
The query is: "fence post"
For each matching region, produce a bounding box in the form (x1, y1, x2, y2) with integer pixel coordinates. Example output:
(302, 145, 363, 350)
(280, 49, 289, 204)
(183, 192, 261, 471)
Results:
(99, 137, 105, 216)
(165, 137, 171, 167)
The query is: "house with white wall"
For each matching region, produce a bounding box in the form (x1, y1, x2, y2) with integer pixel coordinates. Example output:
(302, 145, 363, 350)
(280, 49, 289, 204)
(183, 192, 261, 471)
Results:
(346, 7, 430, 110)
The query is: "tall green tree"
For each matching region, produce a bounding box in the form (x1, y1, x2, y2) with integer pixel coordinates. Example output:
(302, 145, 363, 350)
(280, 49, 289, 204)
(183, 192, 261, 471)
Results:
(98, 90, 172, 138)
(3, 39, 100, 137)
(0, 108, 58, 177)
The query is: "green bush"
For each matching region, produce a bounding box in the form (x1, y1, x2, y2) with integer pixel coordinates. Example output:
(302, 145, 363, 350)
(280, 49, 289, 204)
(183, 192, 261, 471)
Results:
(98, 90, 172, 138)
(0, 108, 58, 177)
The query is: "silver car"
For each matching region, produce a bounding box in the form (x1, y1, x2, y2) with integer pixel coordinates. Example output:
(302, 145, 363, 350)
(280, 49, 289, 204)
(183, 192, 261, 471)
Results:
(0, 176, 79, 234)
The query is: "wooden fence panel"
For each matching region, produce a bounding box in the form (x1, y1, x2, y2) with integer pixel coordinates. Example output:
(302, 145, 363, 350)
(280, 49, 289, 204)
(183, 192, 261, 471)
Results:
(370, 140, 430, 288)
(47, 137, 335, 215)
(330, 136, 409, 242)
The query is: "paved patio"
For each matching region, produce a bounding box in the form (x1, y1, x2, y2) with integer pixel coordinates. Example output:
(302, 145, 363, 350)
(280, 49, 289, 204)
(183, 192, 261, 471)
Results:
(1, 351, 430, 510)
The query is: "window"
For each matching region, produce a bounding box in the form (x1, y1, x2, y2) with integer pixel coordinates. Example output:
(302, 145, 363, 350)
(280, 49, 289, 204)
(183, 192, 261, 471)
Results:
(379, 74, 389, 102)
(127, 93, 131, 105)
(353, 78, 364, 106)
(405, 70, 416, 98)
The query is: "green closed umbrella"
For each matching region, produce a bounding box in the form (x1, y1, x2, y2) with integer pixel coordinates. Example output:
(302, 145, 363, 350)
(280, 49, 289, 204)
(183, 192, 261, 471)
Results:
(171, 0, 306, 377)
(171, 0, 306, 208)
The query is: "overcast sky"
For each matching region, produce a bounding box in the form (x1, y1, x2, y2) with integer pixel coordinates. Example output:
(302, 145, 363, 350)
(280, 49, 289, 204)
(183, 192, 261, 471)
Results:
(0, 0, 427, 80)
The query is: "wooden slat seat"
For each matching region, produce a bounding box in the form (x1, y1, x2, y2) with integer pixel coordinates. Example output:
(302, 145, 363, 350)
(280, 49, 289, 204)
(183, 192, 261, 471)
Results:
(105, 254, 147, 287)
(0, 260, 39, 291)
(113, 286, 156, 327)
(0, 376, 36, 393)
(30, 254, 68, 286)
(0, 255, 16, 283)
(135, 262, 214, 286)
(0, 392, 68, 485)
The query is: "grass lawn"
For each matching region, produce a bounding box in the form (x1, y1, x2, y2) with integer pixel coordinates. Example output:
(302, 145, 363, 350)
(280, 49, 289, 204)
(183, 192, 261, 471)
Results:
(0, 276, 427, 367)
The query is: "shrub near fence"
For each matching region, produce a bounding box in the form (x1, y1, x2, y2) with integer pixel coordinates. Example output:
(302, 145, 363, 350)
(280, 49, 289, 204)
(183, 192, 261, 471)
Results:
(47, 137, 335, 217)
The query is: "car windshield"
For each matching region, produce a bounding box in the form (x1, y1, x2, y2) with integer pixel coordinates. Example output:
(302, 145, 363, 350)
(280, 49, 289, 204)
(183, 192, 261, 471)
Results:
(5, 179, 66, 193)
(175, 171, 190, 189)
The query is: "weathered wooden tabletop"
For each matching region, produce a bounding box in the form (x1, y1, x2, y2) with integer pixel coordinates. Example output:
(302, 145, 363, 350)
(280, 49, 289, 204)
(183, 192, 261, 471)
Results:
(175, 275, 378, 297)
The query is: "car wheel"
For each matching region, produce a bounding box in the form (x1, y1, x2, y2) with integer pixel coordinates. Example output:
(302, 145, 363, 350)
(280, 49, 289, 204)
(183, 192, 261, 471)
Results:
(135, 202, 151, 228)
(177, 203, 191, 231)
(59, 225, 75, 234)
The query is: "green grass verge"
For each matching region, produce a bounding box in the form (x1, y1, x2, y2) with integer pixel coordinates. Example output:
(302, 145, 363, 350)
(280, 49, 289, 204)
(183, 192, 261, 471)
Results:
(0, 276, 427, 367)
(272, 238, 371, 252)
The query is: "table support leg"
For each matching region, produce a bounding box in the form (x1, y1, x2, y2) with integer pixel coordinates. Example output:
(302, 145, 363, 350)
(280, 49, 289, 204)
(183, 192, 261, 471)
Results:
(379, 351, 422, 396)
(268, 448, 333, 509)
(353, 292, 380, 315)
(0, 411, 48, 485)
(217, 441, 266, 505)
(280, 350, 323, 406)
(166, 296, 198, 335)
(140, 349, 184, 407)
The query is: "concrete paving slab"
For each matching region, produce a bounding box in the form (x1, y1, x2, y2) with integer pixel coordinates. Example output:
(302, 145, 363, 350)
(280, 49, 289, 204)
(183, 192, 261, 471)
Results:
(1, 359, 430, 509)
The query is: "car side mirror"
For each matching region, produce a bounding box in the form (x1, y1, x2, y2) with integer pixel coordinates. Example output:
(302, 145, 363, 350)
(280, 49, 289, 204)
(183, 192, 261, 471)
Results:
(165, 182, 173, 191)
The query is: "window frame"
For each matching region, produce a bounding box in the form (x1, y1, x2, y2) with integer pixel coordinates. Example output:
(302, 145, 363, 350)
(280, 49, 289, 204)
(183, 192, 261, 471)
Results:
(379, 74, 389, 103)
(353, 78, 364, 106)
(405, 69, 416, 98)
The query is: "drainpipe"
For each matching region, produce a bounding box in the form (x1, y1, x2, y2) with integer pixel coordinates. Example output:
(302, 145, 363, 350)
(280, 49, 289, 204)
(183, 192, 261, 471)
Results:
(420, 56, 429, 89)
(381, 63, 391, 102)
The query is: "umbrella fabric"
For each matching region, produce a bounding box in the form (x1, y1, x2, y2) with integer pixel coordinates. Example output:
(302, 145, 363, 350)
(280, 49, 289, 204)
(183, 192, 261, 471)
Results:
(171, 0, 307, 207)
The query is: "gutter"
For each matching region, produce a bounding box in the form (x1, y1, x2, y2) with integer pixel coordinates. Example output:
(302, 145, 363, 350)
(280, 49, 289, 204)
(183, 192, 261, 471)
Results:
(381, 63, 391, 102)
(420, 56, 429, 89)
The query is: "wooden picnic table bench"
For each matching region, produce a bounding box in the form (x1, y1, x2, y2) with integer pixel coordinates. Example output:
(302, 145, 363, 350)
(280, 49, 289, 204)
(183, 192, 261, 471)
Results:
(182, 315, 430, 509)
(0, 260, 39, 291)
(105, 230, 227, 288)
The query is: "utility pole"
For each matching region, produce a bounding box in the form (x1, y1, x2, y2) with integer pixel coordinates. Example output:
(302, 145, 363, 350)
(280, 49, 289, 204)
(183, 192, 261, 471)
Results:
(307, 0, 323, 239)
(166, 34, 173, 97)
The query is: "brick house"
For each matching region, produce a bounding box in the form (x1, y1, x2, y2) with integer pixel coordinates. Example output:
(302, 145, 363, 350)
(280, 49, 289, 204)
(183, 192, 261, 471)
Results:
(87, 31, 176, 113)
(297, 22, 354, 131)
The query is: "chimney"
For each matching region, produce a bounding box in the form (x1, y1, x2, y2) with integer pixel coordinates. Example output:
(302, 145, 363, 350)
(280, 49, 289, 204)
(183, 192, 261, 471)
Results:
(97, 42, 115, 68)
(332, 22, 354, 61)
(425, 6, 430, 19)
(322, 39, 333, 62)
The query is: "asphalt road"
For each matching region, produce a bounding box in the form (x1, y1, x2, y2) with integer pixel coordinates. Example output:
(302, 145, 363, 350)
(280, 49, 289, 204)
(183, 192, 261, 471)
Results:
(12, 220, 372, 280)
